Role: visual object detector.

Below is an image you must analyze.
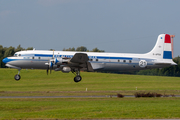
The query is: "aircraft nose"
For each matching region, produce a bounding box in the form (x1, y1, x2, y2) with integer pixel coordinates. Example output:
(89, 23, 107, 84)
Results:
(2, 58, 9, 64)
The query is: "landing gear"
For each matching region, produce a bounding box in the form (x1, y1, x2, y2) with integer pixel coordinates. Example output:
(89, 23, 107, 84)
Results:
(14, 74, 21, 81)
(72, 69, 82, 82)
(74, 75, 82, 82)
(14, 69, 21, 81)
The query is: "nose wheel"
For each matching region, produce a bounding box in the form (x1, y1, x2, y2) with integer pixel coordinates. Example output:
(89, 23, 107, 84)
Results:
(14, 69, 21, 81)
(14, 74, 21, 81)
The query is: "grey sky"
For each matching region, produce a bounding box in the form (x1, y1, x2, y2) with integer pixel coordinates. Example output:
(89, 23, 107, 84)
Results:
(0, 0, 180, 57)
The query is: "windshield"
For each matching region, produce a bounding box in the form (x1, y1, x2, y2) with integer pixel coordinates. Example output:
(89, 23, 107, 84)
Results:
(14, 54, 18, 57)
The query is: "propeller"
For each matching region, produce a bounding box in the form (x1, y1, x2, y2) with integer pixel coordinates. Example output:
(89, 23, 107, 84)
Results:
(46, 62, 53, 75)
(46, 66, 49, 75)
(45, 50, 55, 75)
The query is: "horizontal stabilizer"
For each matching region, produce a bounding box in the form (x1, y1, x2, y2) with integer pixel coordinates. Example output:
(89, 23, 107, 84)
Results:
(154, 61, 177, 66)
(154, 63, 171, 65)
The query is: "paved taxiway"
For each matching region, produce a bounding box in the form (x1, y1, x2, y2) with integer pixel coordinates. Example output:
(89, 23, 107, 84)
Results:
(0, 95, 118, 98)
(0, 95, 179, 98)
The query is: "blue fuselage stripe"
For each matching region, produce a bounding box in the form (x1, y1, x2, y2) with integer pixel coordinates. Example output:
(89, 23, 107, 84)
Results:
(96, 56, 132, 60)
(3, 54, 133, 64)
(34, 54, 132, 60)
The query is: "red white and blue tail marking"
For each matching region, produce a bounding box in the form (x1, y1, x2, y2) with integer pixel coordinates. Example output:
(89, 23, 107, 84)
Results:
(163, 34, 172, 59)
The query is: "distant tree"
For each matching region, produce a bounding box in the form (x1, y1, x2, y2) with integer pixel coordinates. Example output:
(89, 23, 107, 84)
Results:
(15, 44, 24, 52)
(49, 49, 54, 51)
(62, 46, 105, 52)
(26, 47, 33, 50)
(4, 46, 15, 58)
(63, 47, 75, 51)
(91, 47, 105, 52)
(76, 46, 87, 52)
(0, 46, 8, 68)
(0, 45, 3, 58)
(1, 46, 15, 68)
(0, 45, 4, 68)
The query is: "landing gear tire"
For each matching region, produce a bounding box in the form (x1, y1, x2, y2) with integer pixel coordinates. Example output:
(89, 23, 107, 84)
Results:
(14, 74, 21, 81)
(74, 75, 82, 83)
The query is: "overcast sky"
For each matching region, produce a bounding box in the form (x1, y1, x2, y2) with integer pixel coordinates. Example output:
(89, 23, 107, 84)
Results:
(0, 0, 180, 57)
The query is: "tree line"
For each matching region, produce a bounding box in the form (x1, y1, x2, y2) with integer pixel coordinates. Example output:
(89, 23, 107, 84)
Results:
(1, 45, 180, 77)
(63, 46, 105, 52)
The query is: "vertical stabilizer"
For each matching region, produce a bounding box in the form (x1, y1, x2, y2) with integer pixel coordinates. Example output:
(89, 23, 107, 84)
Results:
(147, 34, 173, 60)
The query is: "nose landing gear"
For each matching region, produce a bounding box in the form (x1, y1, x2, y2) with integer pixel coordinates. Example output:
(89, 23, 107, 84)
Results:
(14, 69, 21, 81)
(14, 74, 21, 81)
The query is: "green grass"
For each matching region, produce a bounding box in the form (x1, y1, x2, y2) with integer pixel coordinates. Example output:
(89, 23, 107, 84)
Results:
(0, 98, 180, 119)
(1, 68, 180, 119)
(0, 68, 180, 95)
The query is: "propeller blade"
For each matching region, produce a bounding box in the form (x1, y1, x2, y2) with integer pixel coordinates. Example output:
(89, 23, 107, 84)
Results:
(47, 66, 49, 75)
(47, 69, 48, 75)
(53, 50, 54, 58)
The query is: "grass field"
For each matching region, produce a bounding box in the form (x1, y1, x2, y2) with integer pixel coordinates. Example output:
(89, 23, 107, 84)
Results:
(0, 98, 180, 119)
(0, 68, 180, 119)
(0, 68, 180, 96)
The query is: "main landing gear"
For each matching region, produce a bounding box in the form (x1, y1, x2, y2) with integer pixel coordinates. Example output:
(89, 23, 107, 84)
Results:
(14, 69, 21, 81)
(13, 68, 82, 82)
(72, 69, 82, 83)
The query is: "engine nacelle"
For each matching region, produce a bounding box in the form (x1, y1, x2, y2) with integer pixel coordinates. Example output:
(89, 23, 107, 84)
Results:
(62, 67, 71, 73)
(54, 58, 70, 65)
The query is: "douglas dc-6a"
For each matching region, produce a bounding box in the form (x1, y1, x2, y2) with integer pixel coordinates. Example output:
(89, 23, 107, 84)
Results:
(2, 34, 176, 82)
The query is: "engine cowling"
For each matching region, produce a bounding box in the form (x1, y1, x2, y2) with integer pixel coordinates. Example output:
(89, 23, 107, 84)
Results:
(53, 58, 70, 65)
(62, 67, 71, 73)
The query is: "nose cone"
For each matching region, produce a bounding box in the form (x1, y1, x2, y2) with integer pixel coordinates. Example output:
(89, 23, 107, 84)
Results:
(2, 58, 9, 64)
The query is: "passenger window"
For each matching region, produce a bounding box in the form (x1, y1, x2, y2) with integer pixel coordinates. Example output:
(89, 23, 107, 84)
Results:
(129, 60, 132, 63)
(32, 57, 34, 59)
(118, 60, 120, 62)
(96, 59, 98, 61)
(123, 60, 126, 63)
(39, 57, 40, 59)
(19, 54, 21, 56)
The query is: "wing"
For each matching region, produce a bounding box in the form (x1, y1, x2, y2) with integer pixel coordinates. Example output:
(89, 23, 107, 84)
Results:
(70, 53, 94, 72)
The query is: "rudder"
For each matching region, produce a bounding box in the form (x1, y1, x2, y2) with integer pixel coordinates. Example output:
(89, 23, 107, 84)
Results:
(163, 34, 172, 59)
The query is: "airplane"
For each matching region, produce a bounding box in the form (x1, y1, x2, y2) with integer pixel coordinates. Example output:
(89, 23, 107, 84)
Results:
(2, 34, 177, 82)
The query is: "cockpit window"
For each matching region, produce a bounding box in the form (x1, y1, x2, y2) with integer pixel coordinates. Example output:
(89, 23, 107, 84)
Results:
(14, 54, 21, 57)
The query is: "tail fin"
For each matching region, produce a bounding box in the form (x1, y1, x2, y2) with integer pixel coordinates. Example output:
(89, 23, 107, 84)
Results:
(147, 34, 173, 60)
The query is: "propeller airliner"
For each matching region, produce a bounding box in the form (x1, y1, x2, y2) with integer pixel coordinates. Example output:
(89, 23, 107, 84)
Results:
(2, 34, 176, 82)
